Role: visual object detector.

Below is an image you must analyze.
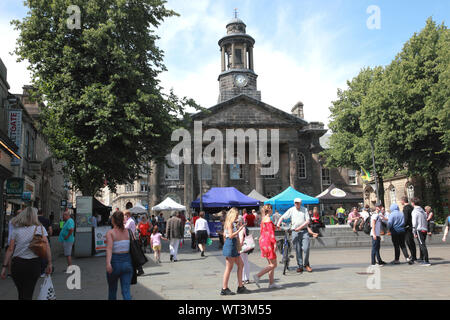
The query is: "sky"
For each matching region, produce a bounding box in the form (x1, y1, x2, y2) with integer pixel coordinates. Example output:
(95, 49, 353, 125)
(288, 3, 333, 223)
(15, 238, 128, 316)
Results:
(1, 0, 449, 128)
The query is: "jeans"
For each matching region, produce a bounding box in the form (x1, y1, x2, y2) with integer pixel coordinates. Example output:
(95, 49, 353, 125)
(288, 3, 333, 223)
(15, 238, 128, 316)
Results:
(416, 231, 429, 263)
(169, 239, 180, 260)
(11, 257, 41, 300)
(292, 230, 310, 268)
(106, 253, 133, 300)
(405, 229, 417, 260)
(371, 236, 382, 265)
(391, 232, 409, 261)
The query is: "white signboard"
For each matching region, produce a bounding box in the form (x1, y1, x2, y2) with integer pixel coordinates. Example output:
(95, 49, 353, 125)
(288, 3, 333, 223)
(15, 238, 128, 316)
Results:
(8, 110, 22, 166)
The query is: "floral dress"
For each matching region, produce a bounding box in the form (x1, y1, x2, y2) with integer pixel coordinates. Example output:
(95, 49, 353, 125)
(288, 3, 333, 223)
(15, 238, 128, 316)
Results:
(259, 220, 277, 260)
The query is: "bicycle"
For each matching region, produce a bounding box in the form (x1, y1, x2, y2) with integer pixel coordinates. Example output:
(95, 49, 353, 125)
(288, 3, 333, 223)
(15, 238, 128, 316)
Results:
(275, 226, 293, 275)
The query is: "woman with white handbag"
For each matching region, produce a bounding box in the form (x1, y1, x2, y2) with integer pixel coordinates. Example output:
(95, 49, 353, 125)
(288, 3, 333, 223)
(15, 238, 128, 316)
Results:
(238, 216, 254, 285)
(1, 207, 52, 300)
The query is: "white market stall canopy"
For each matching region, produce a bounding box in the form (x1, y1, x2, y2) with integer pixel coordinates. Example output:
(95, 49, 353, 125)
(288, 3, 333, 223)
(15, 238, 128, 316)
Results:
(152, 197, 186, 211)
(247, 189, 268, 203)
(129, 202, 147, 214)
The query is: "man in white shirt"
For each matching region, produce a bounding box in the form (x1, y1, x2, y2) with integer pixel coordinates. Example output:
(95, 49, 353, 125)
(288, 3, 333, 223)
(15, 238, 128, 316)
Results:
(277, 198, 312, 273)
(370, 202, 386, 266)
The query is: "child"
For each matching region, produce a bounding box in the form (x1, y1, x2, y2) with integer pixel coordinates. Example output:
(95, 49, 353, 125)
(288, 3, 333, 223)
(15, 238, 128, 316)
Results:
(150, 226, 167, 263)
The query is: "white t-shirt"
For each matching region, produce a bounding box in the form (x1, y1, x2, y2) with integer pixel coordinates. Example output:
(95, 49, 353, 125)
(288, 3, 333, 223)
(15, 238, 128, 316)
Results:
(125, 218, 136, 233)
(281, 206, 310, 230)
(11, 225, 48, 259)
(370, 213, 382, 237)
(360, 210, 370, 221)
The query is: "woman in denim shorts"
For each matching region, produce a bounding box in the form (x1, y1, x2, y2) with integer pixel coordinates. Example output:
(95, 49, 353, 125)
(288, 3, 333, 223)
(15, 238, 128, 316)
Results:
(220, 208, 251, 296)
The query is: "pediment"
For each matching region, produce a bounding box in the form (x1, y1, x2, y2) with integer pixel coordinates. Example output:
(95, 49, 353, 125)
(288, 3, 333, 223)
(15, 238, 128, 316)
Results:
(191, 94, 308, 128)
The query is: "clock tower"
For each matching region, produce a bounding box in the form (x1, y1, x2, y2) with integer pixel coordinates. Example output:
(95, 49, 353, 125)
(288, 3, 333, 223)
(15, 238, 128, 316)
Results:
(218, 16, 261, 103)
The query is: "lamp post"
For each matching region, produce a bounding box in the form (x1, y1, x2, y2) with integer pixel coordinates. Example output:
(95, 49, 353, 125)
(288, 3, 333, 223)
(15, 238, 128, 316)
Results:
(369, 140, 380, 204)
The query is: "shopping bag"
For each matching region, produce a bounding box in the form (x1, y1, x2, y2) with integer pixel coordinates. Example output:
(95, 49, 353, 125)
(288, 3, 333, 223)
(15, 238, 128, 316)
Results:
(206, 238, 212, 246)
(37, 275, 56, 300)
(240, 234, 256, 253)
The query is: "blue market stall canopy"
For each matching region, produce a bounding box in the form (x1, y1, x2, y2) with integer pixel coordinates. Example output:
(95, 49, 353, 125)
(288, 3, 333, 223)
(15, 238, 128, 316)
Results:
(264, 186, 319, 213)
(191, 187, 261, 208)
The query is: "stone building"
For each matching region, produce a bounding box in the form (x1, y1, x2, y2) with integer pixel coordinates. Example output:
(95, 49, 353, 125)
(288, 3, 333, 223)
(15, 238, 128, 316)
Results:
(107, 17, 363, 216)
(363, 167, 450, 216)
(5, 86, 67, 220)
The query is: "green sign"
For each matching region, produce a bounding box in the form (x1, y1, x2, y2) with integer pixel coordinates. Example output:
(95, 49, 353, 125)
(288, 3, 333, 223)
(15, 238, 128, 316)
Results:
(6, 178, 24, 196)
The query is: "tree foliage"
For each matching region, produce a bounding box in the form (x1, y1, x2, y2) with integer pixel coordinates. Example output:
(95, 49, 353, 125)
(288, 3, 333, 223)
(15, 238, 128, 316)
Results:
(324, 18, 449, 215)
(12, 0, 200, 195)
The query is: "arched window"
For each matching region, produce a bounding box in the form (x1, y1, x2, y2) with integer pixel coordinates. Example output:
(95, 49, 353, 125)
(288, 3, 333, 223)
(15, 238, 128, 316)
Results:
(164, 155, 179, 181)
(230, 155, 243, 180)
(407, 184, 414, 201)
(297, 152, 306, 179)
(389, 186, 396, 206)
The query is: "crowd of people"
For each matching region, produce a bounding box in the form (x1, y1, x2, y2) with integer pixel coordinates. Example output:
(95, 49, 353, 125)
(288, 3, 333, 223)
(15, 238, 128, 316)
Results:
(2, 196, 449, 300)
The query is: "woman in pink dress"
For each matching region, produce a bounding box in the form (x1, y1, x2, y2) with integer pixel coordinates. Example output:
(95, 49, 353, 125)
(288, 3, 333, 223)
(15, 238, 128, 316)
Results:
(253, 204, 281, 289)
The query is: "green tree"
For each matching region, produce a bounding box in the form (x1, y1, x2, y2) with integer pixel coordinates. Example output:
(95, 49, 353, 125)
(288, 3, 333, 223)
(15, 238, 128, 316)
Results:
(362, 18, 449, 219)
(323, 66, 391, 205)
(12, 0, 199, 195)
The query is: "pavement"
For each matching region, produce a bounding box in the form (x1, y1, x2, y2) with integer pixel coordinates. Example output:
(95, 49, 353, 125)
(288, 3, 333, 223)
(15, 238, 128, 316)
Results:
(1, 237, 449, 300)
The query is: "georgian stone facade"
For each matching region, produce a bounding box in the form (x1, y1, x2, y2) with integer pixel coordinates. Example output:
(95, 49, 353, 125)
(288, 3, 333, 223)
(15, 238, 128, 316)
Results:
(107, 18, 363, 215)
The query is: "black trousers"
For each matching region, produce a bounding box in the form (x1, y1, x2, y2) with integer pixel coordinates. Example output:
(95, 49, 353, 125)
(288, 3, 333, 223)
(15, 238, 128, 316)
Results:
(416, 231, 429, 262)
(191, 232, 196, 249)
(391, 232, 409, 261)
(11, 257, 41, 300)
(405, 229, 417, 260)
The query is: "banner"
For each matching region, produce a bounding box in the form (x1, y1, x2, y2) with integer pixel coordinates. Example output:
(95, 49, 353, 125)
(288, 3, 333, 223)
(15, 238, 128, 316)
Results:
(6, 178, 24, 197)
(8, 110, 22, 166)
(94, 226, 110, 252)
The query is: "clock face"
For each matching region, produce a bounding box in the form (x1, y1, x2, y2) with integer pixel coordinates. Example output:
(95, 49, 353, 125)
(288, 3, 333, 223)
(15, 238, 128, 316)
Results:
(234, 74, 248, 87)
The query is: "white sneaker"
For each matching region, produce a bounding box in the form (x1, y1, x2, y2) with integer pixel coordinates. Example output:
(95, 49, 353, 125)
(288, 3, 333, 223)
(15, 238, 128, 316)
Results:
(253, 274, 260, 288)
(268, 282, 282, 289)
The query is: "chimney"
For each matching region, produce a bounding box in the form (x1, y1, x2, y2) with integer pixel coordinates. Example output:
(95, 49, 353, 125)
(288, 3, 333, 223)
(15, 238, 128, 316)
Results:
(291, 101, 304, 120)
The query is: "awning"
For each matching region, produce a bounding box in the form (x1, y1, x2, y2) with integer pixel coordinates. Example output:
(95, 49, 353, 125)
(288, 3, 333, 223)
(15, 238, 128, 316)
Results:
(315, 184, 363, 204)
(247, 189, 268, 203)
(191, 187, 260, 208)
(152, 197, 186, 211)
(264, 186, 319, 213)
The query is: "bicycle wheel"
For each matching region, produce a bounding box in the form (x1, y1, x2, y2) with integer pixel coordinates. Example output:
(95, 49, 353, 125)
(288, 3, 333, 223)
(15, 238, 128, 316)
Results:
(282, 244, 289, 275)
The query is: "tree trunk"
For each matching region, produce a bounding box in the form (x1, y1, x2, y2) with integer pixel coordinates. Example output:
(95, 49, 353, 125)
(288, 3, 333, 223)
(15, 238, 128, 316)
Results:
(430, 171, 444, 222)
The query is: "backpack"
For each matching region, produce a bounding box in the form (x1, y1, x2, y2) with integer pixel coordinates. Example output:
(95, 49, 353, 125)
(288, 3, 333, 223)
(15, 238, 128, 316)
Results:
(363, 216, 372, 235)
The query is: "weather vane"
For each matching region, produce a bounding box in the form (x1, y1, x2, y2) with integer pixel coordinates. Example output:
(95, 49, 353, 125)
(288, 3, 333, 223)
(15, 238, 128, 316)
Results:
(234, 8, 238, 19)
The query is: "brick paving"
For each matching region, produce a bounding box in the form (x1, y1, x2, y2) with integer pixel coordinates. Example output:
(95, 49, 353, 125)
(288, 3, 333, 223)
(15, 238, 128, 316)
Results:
(0, 238, 449, 300)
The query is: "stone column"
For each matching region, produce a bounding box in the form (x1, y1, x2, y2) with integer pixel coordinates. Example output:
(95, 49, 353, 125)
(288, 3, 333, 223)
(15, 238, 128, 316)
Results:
(149, 161, 160, 207)
(220, 152, 229, 187)
(255, 160, 264, 196)
(184, 163, 193, 214)
(231, 42, 235, 69)
(243, 43, 247, 69)
(221, 46, 225, 72)
(249, 46, 254, 70)
(289, 148, 297, 189)
(280, 145, 290, 189)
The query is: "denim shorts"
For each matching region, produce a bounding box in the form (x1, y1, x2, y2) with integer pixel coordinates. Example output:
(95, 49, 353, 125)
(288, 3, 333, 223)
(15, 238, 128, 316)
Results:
(223, 238, 239, 257)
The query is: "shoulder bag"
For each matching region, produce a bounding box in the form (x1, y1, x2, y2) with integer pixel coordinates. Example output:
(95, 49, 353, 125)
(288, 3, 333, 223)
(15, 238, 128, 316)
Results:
(29, 225, 47, 259)
(128, 229, 148, 268)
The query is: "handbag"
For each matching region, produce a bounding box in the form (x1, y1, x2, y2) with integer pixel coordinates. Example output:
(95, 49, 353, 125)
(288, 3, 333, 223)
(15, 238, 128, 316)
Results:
(128, 229, 148, 268)
(240, 231, 256, 253)
(37, 275, 56, 300)
(29, 225, 47, 259)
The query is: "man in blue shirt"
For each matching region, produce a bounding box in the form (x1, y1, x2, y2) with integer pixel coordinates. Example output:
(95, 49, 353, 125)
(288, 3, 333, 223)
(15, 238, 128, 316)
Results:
(388, 203, 413, 265)
(58, 209, 75, 270)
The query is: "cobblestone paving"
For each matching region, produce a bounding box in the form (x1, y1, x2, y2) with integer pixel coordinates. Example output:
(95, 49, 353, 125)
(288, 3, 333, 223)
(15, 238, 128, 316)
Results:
(1, 239, 449, 300)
